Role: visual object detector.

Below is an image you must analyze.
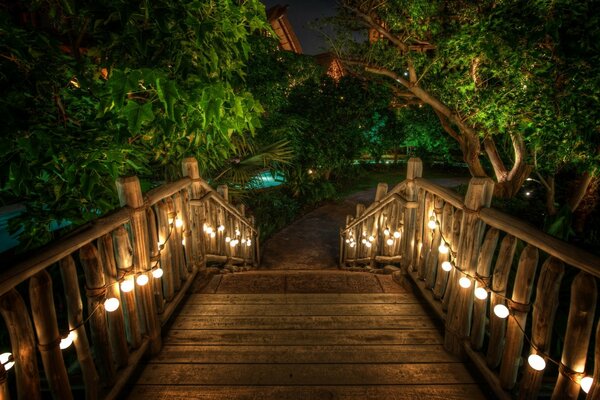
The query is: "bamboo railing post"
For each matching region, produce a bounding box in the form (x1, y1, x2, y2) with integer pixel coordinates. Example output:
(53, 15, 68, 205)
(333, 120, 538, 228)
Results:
(182, 157, 204, 270)
(355, 204, 365, 262)
(116, 176, 162, 355)
(0, 363, 9, 400)
(98, 235, 130, 367)
(80, 244, 116, 386)
(145, 207, 164, 314)
(59, 255, 99, 400)
(171, 194, 188, 282)
(486, 234, 518, 368)
(412, 188, 425, 272)
(166, 198, 184, 288)
(445, 177, 494, 355)
(499, 245, 539, 389)
(0, 289, 40, 400)
(425, 196, 444, 288)
(217, 185, 229, 203)
(587, 320, 600, 399)
(418, 192, 434, 279)
(552, 272, 597, 399)
(519, 257, 565, 400)
(402, 158, 422, 272)
(433, 203, 453, 299)
(442, 209, 463, 312)
(372, 183, 388, 268)
(113, 226, 142, 349)
(156, 201, 175, 301)
(179, 190, 194, 271)
(29, 270, 73, 400)
(470, 228, 499, 350)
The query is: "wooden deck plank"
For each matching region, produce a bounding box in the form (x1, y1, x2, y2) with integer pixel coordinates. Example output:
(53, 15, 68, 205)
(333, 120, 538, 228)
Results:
(135, 363, 478, 385)
(171, 315, 437, 330)
(186, 293, 419, 304)
(178, 303, 428, 316)
(164, 329, 442, 345)
(149, 344, 460, 364)
(128, 384, 488, 400)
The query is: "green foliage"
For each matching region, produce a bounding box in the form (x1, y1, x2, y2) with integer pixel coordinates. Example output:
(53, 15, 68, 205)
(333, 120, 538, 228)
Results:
(244, 188, 300, 242)
(0, 0, 270, 249)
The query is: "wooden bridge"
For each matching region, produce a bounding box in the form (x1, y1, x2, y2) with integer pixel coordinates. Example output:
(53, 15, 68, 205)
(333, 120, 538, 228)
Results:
(1, 157, 600, 399)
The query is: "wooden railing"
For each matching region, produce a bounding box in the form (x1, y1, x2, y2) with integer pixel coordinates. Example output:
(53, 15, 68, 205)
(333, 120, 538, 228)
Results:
(0, 157, 258, 400)
(340, 157, 600, 399)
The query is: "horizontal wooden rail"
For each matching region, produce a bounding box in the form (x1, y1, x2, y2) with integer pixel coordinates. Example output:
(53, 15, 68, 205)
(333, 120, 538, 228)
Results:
(190, 192, 257, 234)
(414, 177, 464, 209)
(342, 193, 414, 233)
(0, 208, 130, 297)
(145, 178, 192, 206)
(362, 181, 407, 214)
(479, 208, 600, 277)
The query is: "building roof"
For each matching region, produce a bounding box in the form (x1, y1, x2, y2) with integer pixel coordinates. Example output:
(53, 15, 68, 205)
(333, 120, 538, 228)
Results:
(266, 5, 303, 54)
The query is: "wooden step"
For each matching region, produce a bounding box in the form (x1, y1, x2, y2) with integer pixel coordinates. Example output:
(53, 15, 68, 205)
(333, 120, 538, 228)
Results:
(178, 303, 428, 316)
(171, 314, 436, 330)
(149, 344, 459, 364)
(164, 328, 442, 345)
(135, 363, 477, 385)
(186, 293, 419, 304)
(128, 384, 487, 400)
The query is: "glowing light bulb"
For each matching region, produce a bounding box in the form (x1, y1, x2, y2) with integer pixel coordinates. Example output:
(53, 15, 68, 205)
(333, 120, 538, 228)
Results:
(218, 225, 225, 232)
(384, 228, 390, 236)
(428, 217, 437, 230)
(345, 239, 350, 243)
(362, 231, 367, 237)
(441, 261, 453, 272)
(168, 218, 174, 226)
(361, 238, 367, 244)
(136, 274, 149, 286)
(210, 232, 216, 238)
(60, 331, 76, 350)
(104, 297, 120, 312)
(438, 242, 449, 254)
(225, 236, 231, 243)
(205, 226, 213, 234)
(350, 242, 356, 248)
(459, 277, 472, 288)
(368, 235, 375, 242)
(393, 231, 401, 238)
(581, 376, 593, 393)
(120, 277, 134, 293)
(527, 354, 546, 371)
(365, 242, 372, 248)
(152, 268, 164, 278)
(246, 240, 252, 247)
(175, 218, 183, 228)
(241, 238, 246, 244)
(474, 287, 488, 300)
(181, 239, 185, 246)
(494, 304, 509, 319)
(0, 352, 14, 371)
(230, 239, 239, 247)
(202, 224, 208, 232)
(386, 238, 394, 246)
(235, 229, 241, 236)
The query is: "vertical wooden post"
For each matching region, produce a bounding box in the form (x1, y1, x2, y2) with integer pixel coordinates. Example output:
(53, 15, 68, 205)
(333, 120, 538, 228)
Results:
(486, 234, 518, 368)
(182, 157, 204, 270)
(499, 245, 539, 389)
(587, 320, 600, 399)
(433, 203, 453, 299)
(170, 195, 188, 282)
(418, 192, 434, 279)
(80, 244, 115, 385)
(519, 257, 564, 400)
(98, 235, 130, 368)
(425, 196, 444, 288)
(374, 183, 388, 202)
(116, 176, 161, 354)
(403, 158, 422, 272)
(59, 255, 99, 400)
(0, 363, 9, 400)
(180, 190, 195, 270)
(217, 185, 229, 202)
(444, 177, 494, 355)
(411, 188, 425, 273)
(0, 289, 40, 400)
(29, 270, 73, 399)
(442, 209, 463, 311)
(113, 226, 142, 349)
(470, 228, 499, 350)
(156, 201, 175, 301)
(145, 207, 164, 313)
(552, 272, 597, 399)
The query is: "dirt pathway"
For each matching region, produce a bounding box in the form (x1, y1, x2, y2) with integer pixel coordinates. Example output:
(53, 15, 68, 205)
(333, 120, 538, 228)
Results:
(259, 177, 469, 270)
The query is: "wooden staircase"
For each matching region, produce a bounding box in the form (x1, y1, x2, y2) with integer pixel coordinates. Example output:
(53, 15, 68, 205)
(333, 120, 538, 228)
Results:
(127, 271, 488, 399)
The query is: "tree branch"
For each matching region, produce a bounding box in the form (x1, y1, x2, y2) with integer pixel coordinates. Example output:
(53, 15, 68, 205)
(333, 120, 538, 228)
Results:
(483, 136, 508, 181)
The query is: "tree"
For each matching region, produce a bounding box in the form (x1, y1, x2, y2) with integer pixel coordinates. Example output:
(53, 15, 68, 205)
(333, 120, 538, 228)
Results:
(334, 0, 600, 206)
(0, 0, 270, 248)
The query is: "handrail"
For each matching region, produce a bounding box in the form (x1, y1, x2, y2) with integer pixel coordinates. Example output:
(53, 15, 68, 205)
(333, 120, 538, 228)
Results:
(190, 192, 257, 234)
(0, 207, 130, 297)
(414, 177, 464, 209)
(479, 207, 600, 277)
(361, 181, 407, 214)
(145, 177, 192, 206)
(341, 193, 410, 233)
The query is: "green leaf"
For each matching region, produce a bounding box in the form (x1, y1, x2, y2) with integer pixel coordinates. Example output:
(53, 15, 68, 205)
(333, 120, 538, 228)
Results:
(156, 78, 179, 119)
(122, 101, 155, 134)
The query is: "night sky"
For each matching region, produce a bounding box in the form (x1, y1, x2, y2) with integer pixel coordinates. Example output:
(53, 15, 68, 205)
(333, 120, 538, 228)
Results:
(261, 0, 338, 55)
